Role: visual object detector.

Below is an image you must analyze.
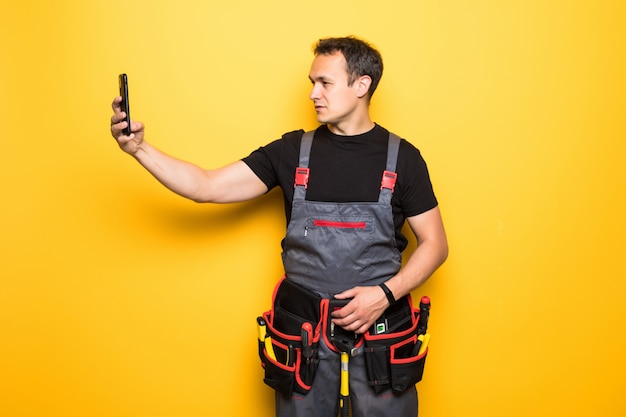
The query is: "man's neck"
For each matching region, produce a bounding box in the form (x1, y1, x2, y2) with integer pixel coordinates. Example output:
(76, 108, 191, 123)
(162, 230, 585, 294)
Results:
(327, 117, 375, 136)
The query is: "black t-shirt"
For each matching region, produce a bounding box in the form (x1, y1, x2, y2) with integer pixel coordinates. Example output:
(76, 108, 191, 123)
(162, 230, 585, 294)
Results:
(242, 124, 438, 252)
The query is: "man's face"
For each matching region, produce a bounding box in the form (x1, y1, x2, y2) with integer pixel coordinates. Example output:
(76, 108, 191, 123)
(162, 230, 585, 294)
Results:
(308, 52, 363, 131)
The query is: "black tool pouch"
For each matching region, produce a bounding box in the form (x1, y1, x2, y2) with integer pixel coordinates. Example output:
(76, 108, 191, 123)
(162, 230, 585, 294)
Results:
(363, 295, 428, 394)
(258, 278, 322, 397)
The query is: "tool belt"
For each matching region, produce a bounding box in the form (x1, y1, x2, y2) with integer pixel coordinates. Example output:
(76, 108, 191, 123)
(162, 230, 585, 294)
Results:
(257, 278, 429, 397)
(257, 278, 322, 397)
(363, 297, 429, 394)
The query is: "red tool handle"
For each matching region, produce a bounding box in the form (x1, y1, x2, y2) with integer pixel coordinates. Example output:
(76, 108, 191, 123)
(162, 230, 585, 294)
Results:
(417, 296, 430, 335)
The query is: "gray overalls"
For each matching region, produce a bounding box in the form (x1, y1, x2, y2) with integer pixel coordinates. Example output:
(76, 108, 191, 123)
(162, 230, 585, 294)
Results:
(276, 130, 418, 417)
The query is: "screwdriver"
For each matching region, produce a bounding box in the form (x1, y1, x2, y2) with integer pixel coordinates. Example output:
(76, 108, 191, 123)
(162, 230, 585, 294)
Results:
(301, 322, 313, 361)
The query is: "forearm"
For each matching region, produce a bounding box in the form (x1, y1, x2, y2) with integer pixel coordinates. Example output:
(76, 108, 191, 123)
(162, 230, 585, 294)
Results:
(130, 141, 268, 204)
(384, 238, 448, 302)
(131, 141, 213, 202)
(384, 207, 449, 302)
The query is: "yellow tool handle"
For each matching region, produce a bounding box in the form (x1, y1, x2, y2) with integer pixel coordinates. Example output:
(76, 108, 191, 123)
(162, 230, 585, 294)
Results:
(257, 316, 277, 361)
(340, 352, 349, 417)
(264, 336, 277, 361)
(418, 333, 430, 356)
(257, 317, 267, 342)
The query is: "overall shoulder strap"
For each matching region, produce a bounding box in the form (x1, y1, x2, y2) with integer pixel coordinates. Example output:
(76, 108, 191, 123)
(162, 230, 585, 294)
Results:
(298, 131, 315, 168)
(293, 130, 315, 201)
(379, 132, 401, 204)
(385, 133, 401, 172)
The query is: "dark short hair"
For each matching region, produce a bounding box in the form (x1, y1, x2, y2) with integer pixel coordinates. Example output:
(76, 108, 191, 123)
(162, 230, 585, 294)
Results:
(313, 36, 384, 100)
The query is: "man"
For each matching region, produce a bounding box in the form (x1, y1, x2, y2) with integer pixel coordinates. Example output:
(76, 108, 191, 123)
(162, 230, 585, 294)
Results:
(110, 36, 447, 417)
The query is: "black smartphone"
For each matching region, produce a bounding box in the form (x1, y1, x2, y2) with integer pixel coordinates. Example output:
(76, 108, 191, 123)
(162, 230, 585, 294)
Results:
(118, 73, 131, 135)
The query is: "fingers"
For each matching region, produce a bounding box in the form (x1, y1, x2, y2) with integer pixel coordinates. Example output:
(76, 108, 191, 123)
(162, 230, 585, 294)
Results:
(353, 322, 372, 335)
(111, 95, 122, 108)
(331, 288, 360, 320)
(110, 113, 125, 127)
(109, 96, 144, 155)
(333, 288, 356, 301)
(111, 96, 123, 118)
(331, 286, 388, 334)
(332, 311, 371, 334)
(330, 297, 364, 332)
(112, 121, 143, 143)
(110, 117, 129, 138)
(110, 96, 127, 132)
(110, 96, 142, 137)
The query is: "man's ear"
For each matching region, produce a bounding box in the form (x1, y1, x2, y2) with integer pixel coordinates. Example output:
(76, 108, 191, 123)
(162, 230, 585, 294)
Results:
(355, 75, 372, 99)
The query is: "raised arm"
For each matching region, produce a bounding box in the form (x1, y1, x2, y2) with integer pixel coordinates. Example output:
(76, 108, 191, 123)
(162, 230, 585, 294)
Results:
(110, 96, 268, 203)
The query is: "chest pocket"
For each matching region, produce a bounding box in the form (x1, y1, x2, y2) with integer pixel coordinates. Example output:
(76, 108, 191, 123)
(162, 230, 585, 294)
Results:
(304, 214, 375, 263)
(285, 210, 376, 284)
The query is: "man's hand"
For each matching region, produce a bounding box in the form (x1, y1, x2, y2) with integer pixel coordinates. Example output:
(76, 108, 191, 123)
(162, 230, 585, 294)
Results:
(110, 96, 145, 155)
(331, 285, 389, 334)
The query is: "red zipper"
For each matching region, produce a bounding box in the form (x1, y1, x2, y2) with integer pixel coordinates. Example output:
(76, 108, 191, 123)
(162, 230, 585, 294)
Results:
(313, 220, 367, 229)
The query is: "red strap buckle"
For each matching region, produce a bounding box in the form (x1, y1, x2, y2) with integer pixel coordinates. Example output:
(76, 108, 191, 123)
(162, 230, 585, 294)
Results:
(380, 171, 397, 192)
(294, 167, 310, 189)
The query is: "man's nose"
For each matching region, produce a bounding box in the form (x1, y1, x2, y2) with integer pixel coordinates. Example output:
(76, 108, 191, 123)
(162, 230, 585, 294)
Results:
(309, 84, 321, 100)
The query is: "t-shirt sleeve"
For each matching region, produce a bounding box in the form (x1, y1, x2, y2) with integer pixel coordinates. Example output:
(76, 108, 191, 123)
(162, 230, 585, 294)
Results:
(398, 140, 439, 218)
(241, 129, 303, 192)
(241, 139, 282, 191)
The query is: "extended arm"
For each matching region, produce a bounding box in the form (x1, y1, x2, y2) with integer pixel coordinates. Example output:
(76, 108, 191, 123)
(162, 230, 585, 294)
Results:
(110, 97, 267, 203)
(332, 206, 448, 334)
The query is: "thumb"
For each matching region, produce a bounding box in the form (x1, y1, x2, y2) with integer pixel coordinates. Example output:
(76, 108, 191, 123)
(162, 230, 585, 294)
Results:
(131, 120, 144, 133)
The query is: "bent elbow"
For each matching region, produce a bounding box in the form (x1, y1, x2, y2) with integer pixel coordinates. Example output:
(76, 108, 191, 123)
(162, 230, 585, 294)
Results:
(441, 244, 449, 265)
(437, 238, 449, 267)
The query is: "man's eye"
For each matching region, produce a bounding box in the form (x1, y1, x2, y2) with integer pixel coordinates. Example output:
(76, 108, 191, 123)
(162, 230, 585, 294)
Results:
(309, 79, 331, 87)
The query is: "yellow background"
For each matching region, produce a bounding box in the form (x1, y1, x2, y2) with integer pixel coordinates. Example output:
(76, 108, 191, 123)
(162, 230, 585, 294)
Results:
(1, 1, 625, 416)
